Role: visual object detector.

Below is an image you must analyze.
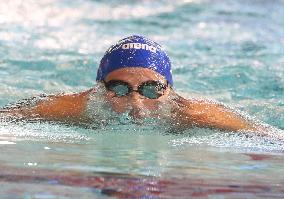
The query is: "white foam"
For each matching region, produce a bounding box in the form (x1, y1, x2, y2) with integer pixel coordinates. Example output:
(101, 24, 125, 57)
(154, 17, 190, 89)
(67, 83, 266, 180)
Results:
(0, 120, 90, 143)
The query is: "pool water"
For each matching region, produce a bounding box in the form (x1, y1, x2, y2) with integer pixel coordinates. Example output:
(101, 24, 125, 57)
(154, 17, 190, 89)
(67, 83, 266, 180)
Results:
(0, 0, 284, 198)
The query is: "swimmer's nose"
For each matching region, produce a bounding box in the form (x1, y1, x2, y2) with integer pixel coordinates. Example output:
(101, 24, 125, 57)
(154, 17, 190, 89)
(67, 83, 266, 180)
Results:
(128, 91, 144, 117)
(129, 91, 143, 108)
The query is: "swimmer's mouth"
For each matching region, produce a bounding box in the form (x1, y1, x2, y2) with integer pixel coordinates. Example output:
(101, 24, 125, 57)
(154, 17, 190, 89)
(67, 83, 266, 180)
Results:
(128, 109, 147, 124)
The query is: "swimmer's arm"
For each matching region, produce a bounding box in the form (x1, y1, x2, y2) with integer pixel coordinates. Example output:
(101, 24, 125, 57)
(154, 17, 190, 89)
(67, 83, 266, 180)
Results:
(0, 89, 92, 122)
(173, 97, 265, 133)
(189, 101, 259, 132)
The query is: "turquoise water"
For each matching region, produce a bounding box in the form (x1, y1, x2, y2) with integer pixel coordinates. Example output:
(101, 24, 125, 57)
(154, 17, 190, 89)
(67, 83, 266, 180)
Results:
(0, 0, 284, 198)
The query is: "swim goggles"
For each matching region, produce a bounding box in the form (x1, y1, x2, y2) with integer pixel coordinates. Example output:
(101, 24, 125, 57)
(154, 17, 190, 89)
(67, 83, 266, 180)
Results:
(104, 80, 168, 99)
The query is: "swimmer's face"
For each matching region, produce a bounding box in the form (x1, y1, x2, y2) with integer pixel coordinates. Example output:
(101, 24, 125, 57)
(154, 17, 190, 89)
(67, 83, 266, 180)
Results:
(103, 67, 170, 119)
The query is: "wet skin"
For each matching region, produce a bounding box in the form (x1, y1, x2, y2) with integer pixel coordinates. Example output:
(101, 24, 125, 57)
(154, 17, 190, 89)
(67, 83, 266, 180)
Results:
(103, 68, 259, 132)
(0, 67, 276, 135)
(103, 67, 171, 119)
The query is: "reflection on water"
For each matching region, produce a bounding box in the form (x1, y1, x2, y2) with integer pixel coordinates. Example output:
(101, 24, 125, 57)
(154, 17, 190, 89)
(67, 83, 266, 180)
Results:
(0, 133, 283, 198)
(0, 115, 284, 197)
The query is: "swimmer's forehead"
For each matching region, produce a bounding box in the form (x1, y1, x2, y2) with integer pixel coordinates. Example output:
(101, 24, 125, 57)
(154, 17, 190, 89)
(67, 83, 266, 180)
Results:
(105, 67, 167, 84)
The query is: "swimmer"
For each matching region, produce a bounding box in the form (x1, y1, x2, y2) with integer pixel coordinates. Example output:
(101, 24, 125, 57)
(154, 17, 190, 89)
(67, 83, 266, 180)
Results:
(0, 35, 279, 136)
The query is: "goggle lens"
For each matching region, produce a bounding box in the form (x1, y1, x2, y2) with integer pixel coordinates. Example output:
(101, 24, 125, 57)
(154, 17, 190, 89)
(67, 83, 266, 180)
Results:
(104, 80, 167, 99)
(106, 81, 130, 97)
(139, 82, 165, 99)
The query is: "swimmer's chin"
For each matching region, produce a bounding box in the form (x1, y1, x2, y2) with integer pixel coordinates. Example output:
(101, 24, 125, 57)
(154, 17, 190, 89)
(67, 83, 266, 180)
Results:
(129, 109, 149, 120)
(129, 111, 163, 125)
(118, 110, 150, 125)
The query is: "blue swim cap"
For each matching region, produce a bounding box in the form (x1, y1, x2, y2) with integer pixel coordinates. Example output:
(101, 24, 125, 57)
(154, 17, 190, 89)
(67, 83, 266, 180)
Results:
(96, 35, 173, 86)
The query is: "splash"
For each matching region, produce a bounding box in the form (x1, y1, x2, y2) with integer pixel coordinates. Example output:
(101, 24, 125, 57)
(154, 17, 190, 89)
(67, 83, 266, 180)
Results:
(84, 83, 173, 132)
(169, 128, 284, 152)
